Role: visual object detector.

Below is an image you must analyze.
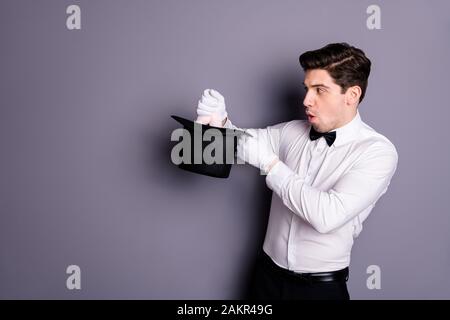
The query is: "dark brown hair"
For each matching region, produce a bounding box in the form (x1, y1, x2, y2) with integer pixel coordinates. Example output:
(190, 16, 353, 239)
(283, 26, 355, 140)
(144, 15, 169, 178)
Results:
(299, 43, 371, 103)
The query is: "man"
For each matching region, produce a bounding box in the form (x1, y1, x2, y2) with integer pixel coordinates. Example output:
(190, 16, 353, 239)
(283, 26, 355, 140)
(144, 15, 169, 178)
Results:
(196, 43, 398, 300)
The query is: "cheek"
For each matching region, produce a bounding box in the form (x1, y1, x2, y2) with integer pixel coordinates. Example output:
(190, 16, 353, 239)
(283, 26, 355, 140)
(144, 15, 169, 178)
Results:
(318, 99, 333, 116)
(318, 98, 340, 124)
(325, 96, 344, 114)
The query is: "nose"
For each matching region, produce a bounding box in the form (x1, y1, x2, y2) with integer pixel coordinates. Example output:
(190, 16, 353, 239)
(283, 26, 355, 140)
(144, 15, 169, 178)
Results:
(303, 90, 314, 109)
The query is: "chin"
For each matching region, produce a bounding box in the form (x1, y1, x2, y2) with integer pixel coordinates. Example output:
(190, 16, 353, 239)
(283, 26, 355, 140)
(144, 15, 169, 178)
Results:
(311, 122, 322, 131)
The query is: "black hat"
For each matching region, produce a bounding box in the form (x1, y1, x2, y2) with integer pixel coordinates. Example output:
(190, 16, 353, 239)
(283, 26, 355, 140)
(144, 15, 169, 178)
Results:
(171, 115, 246, 178)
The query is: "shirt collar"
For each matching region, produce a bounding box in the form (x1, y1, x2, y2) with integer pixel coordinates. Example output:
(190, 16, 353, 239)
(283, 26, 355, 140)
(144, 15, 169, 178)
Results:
(329, 110, 363, 147)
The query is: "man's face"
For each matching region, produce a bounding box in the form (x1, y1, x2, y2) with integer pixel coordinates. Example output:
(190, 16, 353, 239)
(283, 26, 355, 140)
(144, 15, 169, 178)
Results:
(303, 69, 348, 133)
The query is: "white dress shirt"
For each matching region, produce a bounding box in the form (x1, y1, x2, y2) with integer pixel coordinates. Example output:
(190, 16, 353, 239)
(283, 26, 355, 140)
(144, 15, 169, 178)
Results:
(226, 111, 398, 273)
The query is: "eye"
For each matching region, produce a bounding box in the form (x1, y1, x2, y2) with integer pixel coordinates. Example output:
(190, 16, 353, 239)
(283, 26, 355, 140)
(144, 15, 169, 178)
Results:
(316, 87, 325, 94)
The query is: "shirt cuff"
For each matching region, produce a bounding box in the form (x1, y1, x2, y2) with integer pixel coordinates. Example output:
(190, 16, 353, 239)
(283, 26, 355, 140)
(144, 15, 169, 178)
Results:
(266, 161, 296, 195)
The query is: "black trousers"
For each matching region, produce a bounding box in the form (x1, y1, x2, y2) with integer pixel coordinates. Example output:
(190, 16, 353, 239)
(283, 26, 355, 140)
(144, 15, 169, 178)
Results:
(248, 252, 350, 300)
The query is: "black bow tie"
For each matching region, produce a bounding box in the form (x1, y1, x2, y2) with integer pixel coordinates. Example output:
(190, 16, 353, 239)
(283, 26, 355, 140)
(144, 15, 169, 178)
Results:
(309, 126, 336, 146)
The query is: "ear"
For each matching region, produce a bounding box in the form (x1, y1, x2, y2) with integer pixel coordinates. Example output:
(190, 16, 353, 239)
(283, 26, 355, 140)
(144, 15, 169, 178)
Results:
(345, 85, 362, 106)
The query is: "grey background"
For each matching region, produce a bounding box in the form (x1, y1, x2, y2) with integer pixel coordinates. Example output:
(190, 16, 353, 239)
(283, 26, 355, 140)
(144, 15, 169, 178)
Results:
(0, 0, 449, 299)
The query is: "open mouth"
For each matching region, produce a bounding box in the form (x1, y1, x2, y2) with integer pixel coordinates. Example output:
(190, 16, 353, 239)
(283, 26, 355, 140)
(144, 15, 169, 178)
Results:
(307, 114, 316, 122)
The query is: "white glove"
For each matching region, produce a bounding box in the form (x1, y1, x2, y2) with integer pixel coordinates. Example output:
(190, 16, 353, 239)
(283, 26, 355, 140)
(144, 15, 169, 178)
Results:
(237, 128, 279, 174)
(195, 89, 228, 127)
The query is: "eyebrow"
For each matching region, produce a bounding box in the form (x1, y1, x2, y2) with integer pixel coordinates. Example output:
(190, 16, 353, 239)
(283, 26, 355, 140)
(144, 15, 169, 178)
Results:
(303, 82, 331, 89)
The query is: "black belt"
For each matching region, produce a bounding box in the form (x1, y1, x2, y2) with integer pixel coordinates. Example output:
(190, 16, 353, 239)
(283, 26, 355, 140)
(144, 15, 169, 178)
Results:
(260, 252, 349, 283)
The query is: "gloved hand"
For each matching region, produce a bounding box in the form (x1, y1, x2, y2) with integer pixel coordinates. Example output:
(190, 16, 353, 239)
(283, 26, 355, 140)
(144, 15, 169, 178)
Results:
(195, 89, 228, 127)
(237, 128, 279, 174)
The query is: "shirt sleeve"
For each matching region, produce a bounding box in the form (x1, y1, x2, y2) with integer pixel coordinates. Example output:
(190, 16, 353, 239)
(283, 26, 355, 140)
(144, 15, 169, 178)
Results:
(265, 141, 399, 234)
(224, 118, 290, 158)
